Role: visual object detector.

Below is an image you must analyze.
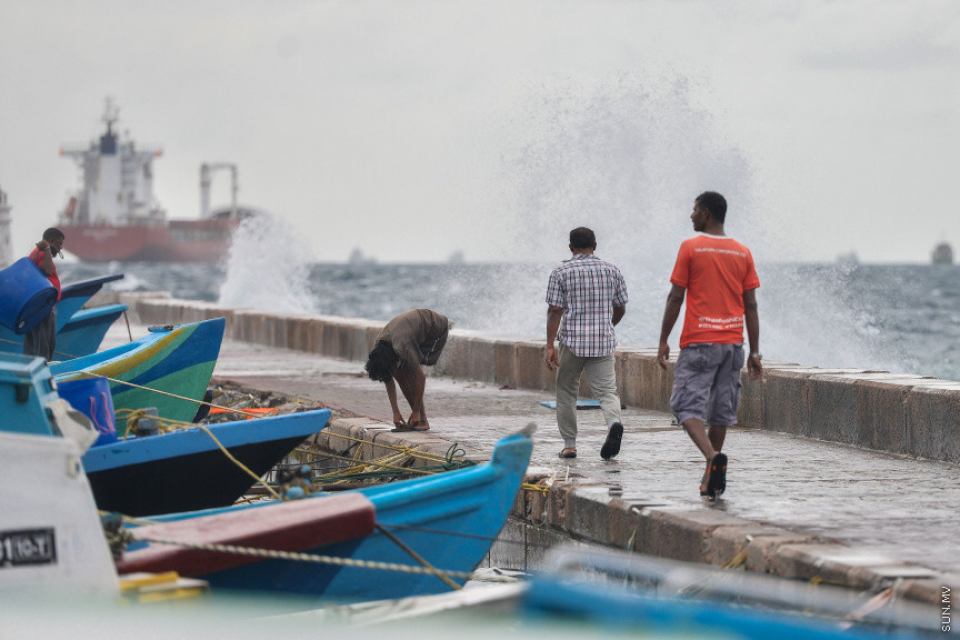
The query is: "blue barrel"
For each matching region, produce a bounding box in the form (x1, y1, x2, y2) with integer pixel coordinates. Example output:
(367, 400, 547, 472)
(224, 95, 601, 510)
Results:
(0, 258, 58, 335)
(56, 376, 118, 447)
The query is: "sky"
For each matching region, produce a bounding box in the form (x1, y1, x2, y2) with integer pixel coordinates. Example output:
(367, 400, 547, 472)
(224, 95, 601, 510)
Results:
(1, 1, 958, 264)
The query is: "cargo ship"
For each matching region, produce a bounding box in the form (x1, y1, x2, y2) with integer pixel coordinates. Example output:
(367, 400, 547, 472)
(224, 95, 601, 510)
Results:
(55, 100, 252, 263)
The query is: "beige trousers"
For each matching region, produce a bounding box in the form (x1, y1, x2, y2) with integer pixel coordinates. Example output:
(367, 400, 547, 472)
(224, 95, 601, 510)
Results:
(555, 342, 622, 443)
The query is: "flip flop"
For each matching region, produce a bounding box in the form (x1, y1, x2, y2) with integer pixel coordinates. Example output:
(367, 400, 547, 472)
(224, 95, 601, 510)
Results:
(703, 452, 728, 499)
(559, 448, 577, 459)
(600, 422, 623, 460)
(390, 425, 430, 432)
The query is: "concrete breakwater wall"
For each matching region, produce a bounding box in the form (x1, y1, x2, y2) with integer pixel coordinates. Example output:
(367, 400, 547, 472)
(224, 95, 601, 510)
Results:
(100, 292, 960, 463)
(303, 416, 952, 607)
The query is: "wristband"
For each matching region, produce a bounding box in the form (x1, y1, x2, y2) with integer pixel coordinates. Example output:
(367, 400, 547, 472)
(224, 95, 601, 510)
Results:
(749, 352, 762, 360)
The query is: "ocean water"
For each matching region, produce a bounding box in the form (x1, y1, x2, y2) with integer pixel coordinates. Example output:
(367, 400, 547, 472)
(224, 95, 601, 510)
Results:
(57, 258, 960, 382)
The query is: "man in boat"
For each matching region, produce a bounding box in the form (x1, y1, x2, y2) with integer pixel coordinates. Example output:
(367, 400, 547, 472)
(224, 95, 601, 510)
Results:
(365, 309, 450, 432)
(657, 191, 763, 499)
(24, 228, 65, 361)
(545, 227, 628, 460)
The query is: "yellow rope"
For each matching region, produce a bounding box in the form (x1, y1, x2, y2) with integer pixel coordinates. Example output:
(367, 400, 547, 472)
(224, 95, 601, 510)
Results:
(316, 431, 466, 465)
(522, 482, 550, 494)
(314, 452, 416, 483)
(308, 449, 433, 478)
(115, 408, 282, 501)
(66, 371, 270, 418)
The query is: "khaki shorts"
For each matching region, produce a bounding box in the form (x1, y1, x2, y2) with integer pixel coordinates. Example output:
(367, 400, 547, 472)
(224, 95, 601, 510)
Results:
(670, 343, 744, 426)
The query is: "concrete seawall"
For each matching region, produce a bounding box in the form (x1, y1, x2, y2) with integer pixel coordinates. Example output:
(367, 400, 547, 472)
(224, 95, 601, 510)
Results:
(98, 291, 960, 463)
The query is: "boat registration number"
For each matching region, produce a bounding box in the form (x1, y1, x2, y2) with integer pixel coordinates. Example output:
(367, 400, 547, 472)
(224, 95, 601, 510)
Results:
(0, 528, 57, 568)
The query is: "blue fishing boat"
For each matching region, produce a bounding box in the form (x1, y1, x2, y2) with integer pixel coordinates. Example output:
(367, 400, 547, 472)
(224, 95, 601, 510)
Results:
(0, 351, 331, 517)
(51, 318, 226, 429)
(0, 274, 126, 357)
(82, 409, 332, 516)
(116, 428, 534, 605)
(53, 274, 126, 331)
(51, 303, 128, 359)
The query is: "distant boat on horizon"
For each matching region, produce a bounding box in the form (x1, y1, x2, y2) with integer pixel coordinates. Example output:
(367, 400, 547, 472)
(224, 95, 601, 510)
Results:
(835, 251, 859, 267)
(932, 242, 954, 265)
(348, 246, 376, 265)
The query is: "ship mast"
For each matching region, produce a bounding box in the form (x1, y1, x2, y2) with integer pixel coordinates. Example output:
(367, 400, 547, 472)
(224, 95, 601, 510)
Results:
(199, 162, 239, 219)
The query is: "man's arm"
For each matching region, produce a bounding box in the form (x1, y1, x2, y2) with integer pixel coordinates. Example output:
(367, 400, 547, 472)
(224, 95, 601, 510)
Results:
(743, 288, 763, 379)
(612, 305, 626, 326)
(545, 305, 563, 371)
(34, 242, 54, 276)
(384, 378, 406, 427)
(658, 284, 686, 369)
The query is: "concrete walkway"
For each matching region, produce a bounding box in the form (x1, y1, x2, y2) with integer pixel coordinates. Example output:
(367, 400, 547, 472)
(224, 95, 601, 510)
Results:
(101, 321, 960, 602)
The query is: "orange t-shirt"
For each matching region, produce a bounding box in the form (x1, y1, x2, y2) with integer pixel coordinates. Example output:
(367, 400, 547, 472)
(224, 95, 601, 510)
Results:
(670, 234, 760, 348)
(29, 247, 62, 302)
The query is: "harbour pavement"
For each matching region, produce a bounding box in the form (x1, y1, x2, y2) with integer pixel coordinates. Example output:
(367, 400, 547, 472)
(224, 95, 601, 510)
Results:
(100, 317, 960, 607)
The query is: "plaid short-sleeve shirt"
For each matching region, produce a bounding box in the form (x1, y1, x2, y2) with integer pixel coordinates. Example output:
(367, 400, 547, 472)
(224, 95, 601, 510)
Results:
(546, 253, 628, 357)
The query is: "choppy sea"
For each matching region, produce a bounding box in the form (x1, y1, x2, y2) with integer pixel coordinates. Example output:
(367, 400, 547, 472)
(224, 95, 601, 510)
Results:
(58, 258, 960, 382)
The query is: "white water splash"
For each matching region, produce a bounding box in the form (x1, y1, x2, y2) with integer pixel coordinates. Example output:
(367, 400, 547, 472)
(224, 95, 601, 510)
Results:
(218, 213, 318, 314)
(475, 76, 902, 371)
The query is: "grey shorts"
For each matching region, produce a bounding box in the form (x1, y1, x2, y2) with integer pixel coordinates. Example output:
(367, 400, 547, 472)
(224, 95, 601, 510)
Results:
(670, 343, 745, 426)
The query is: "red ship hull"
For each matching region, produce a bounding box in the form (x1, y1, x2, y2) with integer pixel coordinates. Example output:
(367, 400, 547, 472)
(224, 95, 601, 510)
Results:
(59, 218, 237, 263)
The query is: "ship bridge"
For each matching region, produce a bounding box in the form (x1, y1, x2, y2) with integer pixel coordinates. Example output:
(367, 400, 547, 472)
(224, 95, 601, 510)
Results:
(59, 99, 164, 225)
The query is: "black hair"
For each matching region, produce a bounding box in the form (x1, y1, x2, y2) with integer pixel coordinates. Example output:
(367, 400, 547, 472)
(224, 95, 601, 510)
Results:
(365, 341, 398, 383)
(569, 227, 597, 250)
(43, 227, 65, 242)
(695, 192, 727, 223)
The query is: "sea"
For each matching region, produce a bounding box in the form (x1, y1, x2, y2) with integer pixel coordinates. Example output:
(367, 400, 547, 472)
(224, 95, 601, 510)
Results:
(58, 254, 960, 383)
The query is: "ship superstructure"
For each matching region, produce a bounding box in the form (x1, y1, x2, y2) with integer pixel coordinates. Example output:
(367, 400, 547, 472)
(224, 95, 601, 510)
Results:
(55, 100, 249, 263)
(59, 99, 165, 227)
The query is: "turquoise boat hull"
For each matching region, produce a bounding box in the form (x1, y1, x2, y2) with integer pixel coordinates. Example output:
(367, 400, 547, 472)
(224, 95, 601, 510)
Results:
(121, 430, 532, 605)
(51, 318, 226, 430)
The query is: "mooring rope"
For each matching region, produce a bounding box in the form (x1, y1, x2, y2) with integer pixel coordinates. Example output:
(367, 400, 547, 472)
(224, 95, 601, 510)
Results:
(116, 529, 517, 584)
(114, 407, 282, 500)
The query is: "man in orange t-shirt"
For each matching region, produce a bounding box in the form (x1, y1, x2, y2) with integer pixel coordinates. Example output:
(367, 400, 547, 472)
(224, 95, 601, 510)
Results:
(658, 192, 762, 499)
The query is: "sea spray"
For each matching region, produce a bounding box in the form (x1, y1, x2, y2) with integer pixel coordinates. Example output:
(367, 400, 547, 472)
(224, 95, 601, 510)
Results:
(480, 76, 908, 371)
(218, 213, 317, 314)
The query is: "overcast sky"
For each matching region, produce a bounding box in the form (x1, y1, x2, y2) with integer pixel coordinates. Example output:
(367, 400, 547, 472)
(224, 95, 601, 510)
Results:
(1, 1, 958, 264)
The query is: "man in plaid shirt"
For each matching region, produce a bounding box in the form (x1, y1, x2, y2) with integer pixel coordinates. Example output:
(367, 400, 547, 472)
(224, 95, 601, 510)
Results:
(545, 227, 628, 460)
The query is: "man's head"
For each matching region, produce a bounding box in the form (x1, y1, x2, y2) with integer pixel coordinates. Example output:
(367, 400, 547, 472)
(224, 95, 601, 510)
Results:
(42, 228, 65, 256)
(694, 192, 727, 225)
(569, 227, 597, 253)
(365, 340, 398, 383)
